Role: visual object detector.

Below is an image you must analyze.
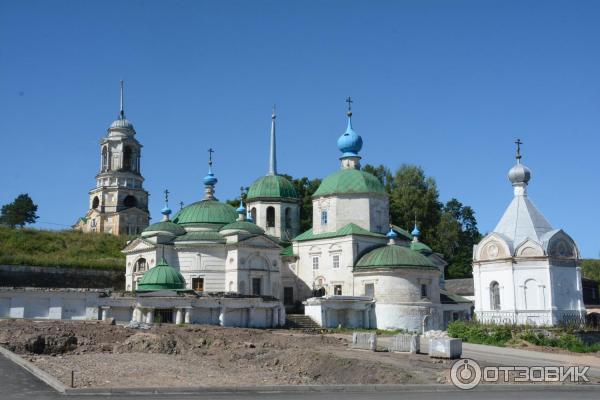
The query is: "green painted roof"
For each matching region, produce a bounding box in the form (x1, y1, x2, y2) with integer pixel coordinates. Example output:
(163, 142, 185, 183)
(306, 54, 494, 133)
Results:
(294, 223, 385, 242)
(142, 220, 186, 236)
(440, 289, 472, 304)
(220, 220, 265, 235)
(355, 244, 437, 270)
(172, 200, 237, 226)
(391, 224, 413, 241)
(173, 231, 225, 243)
(281, 245, 294, 257)
(313, 169, 386, 197)
(137, 259, 186, 292)
(410, 241, 433, 254)
(247, 175, 298, 200)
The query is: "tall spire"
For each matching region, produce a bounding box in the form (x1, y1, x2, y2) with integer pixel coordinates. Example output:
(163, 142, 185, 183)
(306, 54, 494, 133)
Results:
(268, 105, 277, 176)
(119, 80, 125, 120)
(203, 148, 218, 200)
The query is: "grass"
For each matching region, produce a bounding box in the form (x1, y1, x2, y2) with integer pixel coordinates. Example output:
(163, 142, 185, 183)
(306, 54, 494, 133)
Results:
(0, 226, 128, 270)
(447, 320, 600, 353)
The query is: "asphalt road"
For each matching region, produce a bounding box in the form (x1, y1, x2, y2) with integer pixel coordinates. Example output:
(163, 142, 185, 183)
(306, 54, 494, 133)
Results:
(2, 352, 600, 400)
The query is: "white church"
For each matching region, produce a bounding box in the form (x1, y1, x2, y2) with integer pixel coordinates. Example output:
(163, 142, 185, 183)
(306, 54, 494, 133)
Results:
(472, 141, 586, 326)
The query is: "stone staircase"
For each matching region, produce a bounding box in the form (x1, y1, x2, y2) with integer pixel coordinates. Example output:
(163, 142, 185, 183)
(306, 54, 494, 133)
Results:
(285, 314, 321, 330)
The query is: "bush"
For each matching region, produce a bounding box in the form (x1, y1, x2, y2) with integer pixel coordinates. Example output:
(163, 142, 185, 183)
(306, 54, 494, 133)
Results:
(447, 321, 512, 346)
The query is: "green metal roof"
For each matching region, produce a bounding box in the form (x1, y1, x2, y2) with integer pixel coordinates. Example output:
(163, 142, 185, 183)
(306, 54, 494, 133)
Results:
(142, 221, 186, 236)
(294, 223, 385, 242)
(410, 241, 433, 254)
(247, 174, 298, 201)
(391, 224, 413, 241)
(313, 169, 386, 197)
(355, 244, 437, 270)
(137, 259, 186, 292)
(281, 245, 294, 257)
(173, 231, 225, 243)
(440, 289, 472, 304)
(172, 200, 237, 226)
(220, 220, 265, 235)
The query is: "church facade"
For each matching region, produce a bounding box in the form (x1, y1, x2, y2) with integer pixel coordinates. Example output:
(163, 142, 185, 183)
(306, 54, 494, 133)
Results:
(472, 142, 586, 326)
(74, 81, 149, 235)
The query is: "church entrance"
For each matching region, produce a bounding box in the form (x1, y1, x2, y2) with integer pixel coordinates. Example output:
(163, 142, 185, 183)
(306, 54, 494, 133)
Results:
(155, 309, 174, 324)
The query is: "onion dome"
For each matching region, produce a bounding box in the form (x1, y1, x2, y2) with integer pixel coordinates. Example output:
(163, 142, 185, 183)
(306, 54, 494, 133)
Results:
(355, 244, 437, 270)
(220, 220, 265, 235)
(313, 169, 385, 197)
(386, 227, 398, 239)
(337, 116, 363, 158)
(236, 201, 246, 215)
(247, 175, 298, 201)
(411, 224, 421, 238)
(136, 258, 186, 292)
(508, 163, 531, 185)
(172, 200, 237, 227)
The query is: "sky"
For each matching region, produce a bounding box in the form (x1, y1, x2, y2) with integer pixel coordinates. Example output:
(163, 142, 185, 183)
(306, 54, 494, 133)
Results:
(0, 1, 599, 257)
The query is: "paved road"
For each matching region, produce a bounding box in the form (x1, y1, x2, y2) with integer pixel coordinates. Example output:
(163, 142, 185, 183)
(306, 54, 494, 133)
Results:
(2, 352, 600, 400)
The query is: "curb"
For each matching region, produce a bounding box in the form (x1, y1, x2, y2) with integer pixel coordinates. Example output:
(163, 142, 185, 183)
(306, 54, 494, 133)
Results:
(0, 345, 67, 393)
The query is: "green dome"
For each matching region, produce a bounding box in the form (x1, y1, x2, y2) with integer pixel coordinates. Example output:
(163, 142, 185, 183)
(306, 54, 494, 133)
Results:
(410, 241, 433, 254)
(220, 220, 265, 235)
(172, 200, 237, 226)
(247, 175, 297, 201)
(142, 221, 186, 236)
(355, 244, 437, 270)
(137, 259, 186, 292)
(313, 169, 385, 197)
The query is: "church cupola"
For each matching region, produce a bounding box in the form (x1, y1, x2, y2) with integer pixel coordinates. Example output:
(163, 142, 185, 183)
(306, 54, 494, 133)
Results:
(386, 226, 398, 245)
(507, 139, 532, 196)
(203, 148, 218, 200)
(108, 81, 135, 135)
(161, 189, 172, 221)
(337, 96, 363, 170)
(411, 223, 421, 243)
(246, 106, 300, 241)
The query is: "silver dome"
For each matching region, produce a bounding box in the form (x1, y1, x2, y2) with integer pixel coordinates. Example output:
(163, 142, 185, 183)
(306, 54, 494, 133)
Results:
(508, 163, 531, 185)
(109, 118, 135, 131)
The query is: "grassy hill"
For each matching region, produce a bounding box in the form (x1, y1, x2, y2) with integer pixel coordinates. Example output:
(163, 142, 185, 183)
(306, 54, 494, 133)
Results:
(0, 226, 129, 270)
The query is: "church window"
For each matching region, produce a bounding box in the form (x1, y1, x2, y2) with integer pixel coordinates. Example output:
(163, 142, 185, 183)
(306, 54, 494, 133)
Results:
(252, 278, 262, 295)
(334, 285, 342, 295)
(285, 207, 292, 229)
(364, 283, 374, 298)
(332, 255, 340, 269)
(312, 257, 319, 270)
(123, 146, 132, 171)
(134, 258, 147, 272)
(421, 284, 428, 298)
(250, 207, 257, 222)
(490, 281, 501, 310)
(321, 210, 328, 225)
(192, 277, 204, 292)
(92, 196, 100, 209)
(101, 146, 108, 171)
(123, 195, 137, 208)
(266, 206, 275, 228)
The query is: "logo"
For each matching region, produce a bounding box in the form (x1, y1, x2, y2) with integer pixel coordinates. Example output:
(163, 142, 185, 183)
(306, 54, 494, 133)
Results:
(450, 358, 482, 389)
(449, 359, 590, 389)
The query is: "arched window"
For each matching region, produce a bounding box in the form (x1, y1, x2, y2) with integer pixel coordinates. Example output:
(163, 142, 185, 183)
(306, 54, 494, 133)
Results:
(250, 207, 257, 222)
(285, 207, 292, 229)
(134, 258, 147, 272)
(92, 196, 100, 209)
(123, 146, 132, 171)
(266, 206, 275, 228)
(123, 195, 137, 208)
(101, 147, 108, 171)
(490, 281, 501, 310)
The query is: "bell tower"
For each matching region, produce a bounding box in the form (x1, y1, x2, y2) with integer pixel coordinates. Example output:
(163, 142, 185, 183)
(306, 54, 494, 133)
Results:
(74, 81, 150, 235)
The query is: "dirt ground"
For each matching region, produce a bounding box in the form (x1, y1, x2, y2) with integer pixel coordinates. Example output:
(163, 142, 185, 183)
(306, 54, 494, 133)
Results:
(0, 320, 450, 388)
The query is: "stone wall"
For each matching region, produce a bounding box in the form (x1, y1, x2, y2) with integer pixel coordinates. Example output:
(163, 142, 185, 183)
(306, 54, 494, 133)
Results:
(0, 265, 124, 290)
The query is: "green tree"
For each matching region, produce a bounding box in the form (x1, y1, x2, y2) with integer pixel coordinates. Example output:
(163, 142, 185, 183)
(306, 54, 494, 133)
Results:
(581, 259, 600, 282)
(0, 194, 39, 228)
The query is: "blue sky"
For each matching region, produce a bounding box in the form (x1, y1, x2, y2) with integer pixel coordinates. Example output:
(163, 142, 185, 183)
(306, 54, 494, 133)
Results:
(0, 1, 598, 257)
